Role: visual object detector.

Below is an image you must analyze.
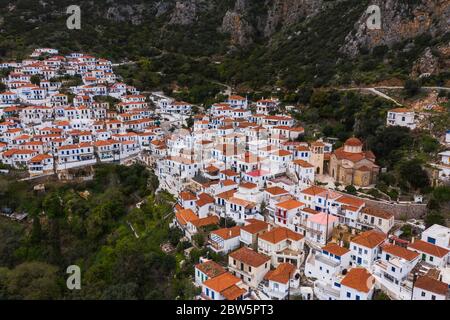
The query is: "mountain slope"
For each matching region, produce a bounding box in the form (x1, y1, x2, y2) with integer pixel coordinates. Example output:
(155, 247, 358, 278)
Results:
(0, 0, 448, 90)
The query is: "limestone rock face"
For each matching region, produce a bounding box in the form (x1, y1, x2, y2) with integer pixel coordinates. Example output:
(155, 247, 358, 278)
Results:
(168, 0, 199, 25)
(341, 0, 450, 57)
(411, 47, 440, 77)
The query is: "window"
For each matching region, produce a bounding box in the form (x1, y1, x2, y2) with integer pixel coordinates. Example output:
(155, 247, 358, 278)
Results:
(429, 256, 434, 262)
(248, 266, 252, 272)
(211, 291, 215, 299)
(391, 267, 396, 272)
(356, 295, 360, 300)
(421, 292, 425, 297)
(427, 237, 436, 244)
(431, 295, 436, 300)
(346, 292, 351, 298)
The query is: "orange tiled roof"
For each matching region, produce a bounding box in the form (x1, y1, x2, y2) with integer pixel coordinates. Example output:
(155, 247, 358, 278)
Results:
(190, 215, 219, 228)
(211, 226, 241, 240)
(175, 209, 198, 226)
(264, 263, 296, 284)
(322, 242, 350, 257)
(335, 195, 365, 208)
(179, 191, 197, 201)
(351, 230, 386, 249)
(408, 240, 449, 258)
(340, 268, 374, 293)
(361, 206, 394, 220)
(241, 219, 269, 235)
(382, 244, 419, 261)
(258, 227, 303, 244)
(221, 285, 246, 300)
(265, 186, 289, 196)
(415, 275, 448, 296)
(196, 193, 215, 207)
(203, 272, 241, 293)
(276, 199, 304, 210)
(229, 247, 270, 267)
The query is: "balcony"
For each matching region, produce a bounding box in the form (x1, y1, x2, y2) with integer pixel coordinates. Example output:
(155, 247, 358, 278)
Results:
(314, 281, 340, 300)
(315, 254, 340, 268)
(208, 239, 224, 252)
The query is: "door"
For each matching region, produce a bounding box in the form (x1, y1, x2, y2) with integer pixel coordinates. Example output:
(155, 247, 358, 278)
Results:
(357, 257, 362, 265)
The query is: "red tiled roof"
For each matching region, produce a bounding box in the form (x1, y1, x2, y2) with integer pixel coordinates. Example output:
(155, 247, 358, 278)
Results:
(229, 247, 270, 267)
(351, 230, 386, 249)
(408, 240, 449, 258)
(341, 268, 374, 293)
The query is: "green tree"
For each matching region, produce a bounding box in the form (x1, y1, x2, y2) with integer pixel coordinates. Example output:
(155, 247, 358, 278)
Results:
(403, 79, 421, 97)
(3, 262, 61, 300)
(425, 211, 446, 228)
(398, 159, 430, 191)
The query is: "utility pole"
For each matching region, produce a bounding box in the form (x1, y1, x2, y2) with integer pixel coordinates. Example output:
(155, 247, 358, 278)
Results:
(325, 192, 330, 245)
(410, 272, 418, 300)
(287, 270, 291, 300)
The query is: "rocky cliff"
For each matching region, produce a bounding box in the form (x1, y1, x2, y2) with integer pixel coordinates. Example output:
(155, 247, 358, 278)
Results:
(0, 0, 448, 83)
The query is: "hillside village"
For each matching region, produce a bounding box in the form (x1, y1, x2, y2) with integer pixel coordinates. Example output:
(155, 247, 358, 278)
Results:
(0, 48, 449, 301)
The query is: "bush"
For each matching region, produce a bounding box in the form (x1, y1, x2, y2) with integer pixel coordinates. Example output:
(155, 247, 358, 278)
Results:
(345, 185, 357, 195)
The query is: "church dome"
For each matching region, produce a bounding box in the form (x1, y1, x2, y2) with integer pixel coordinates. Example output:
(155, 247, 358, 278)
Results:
(343, 137, 363, 153)
(345, 137, 363, 147)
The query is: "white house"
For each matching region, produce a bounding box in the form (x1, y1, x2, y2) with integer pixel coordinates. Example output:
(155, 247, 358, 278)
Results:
(437, 151, 450, 181)
(358, 206, 395, 234)
(290, 159, 315, 187)
(421, 224, 450, 250)
(208, 226, 241, 254)
(413, 275, 448, 300)
(273, 199, 304, 227)
(350, 230, 386, 268)
(373, 244, 420, 299)
(28, 153, 54, 176)
(56, 143, 96, 170)
(194, 259, 226, 286)
(239, 219, 269, 248)
(257, 227, 305, 268)
(227, 95, 248, 109)
(263, 263, 300, 300)
(339, 268, 375, 300)
(386, 108, 416, 129)
(228, 246, 270, 288)
(201, 272, 247, 300)
(305, 242, 351, 285)
(305, 212, 339, 245)
(408, 239, 449, 268)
